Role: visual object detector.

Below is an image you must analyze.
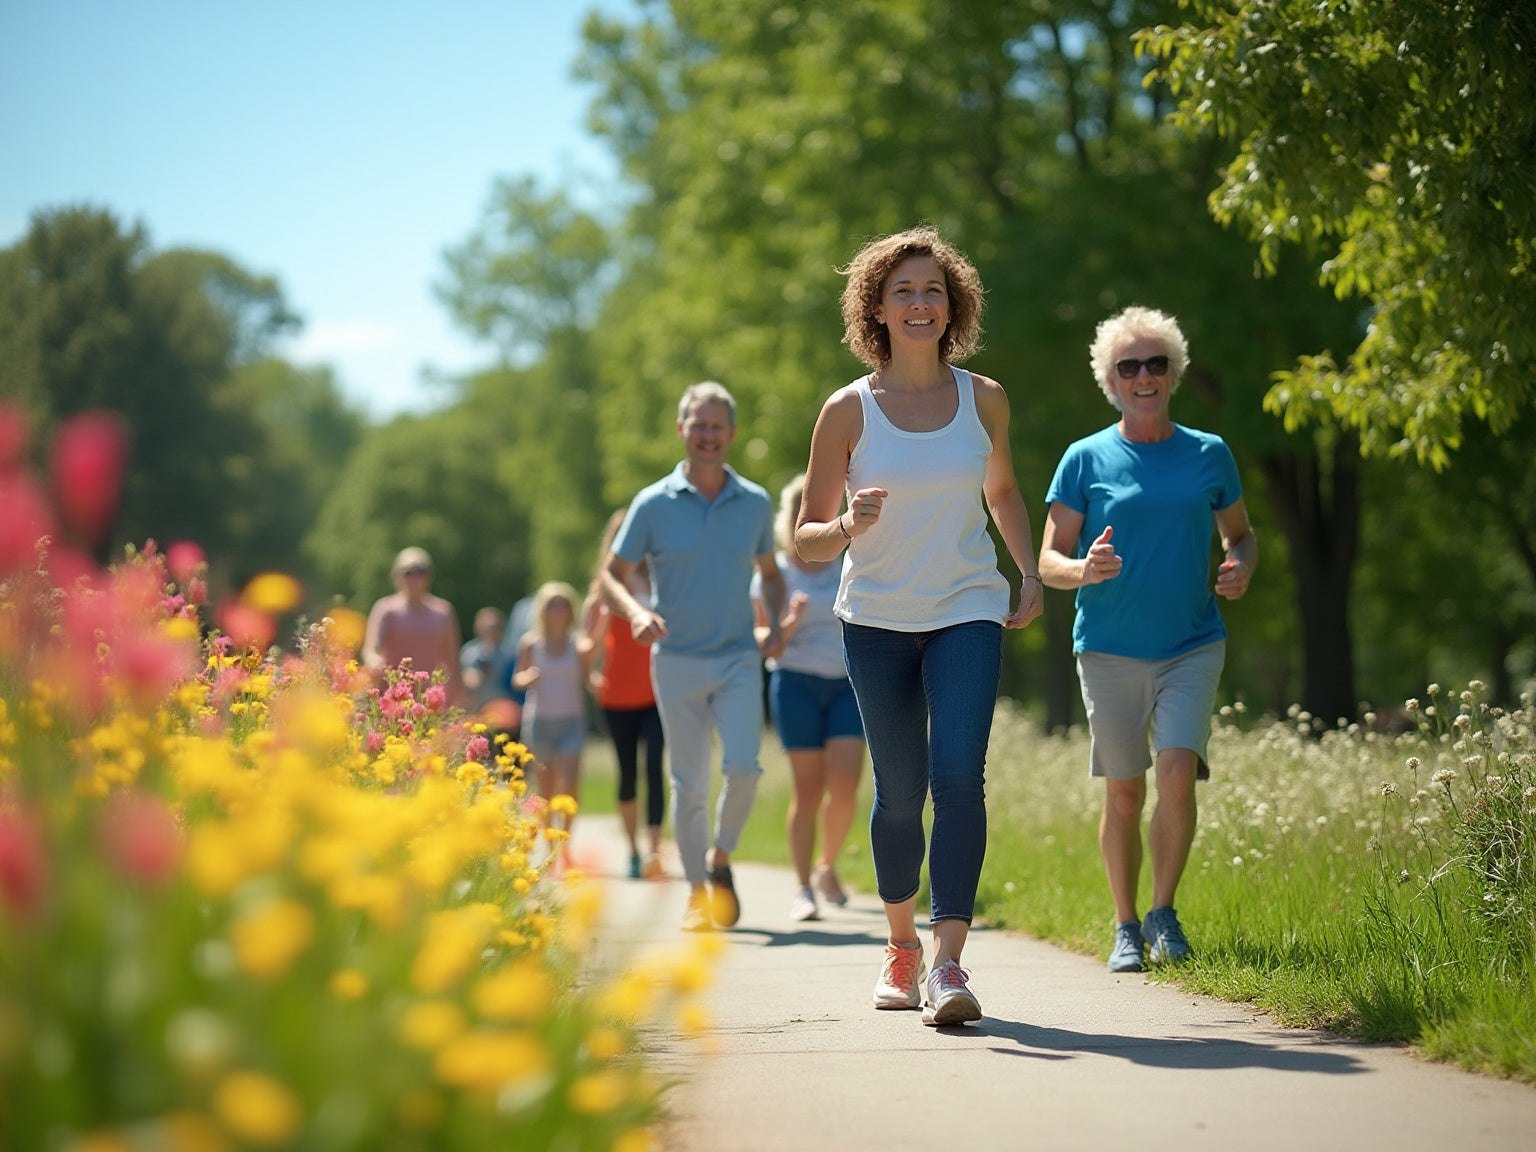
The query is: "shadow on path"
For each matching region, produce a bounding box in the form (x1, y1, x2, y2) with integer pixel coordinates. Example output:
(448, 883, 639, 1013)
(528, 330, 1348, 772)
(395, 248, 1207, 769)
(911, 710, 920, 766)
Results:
(726, 925, 889, 949)
(929, 1017, 1369, 1074)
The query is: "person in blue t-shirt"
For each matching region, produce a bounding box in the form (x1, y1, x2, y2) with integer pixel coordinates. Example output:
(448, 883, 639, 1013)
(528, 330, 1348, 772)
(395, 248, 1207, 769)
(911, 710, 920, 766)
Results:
(1040, 305, 1257, 975)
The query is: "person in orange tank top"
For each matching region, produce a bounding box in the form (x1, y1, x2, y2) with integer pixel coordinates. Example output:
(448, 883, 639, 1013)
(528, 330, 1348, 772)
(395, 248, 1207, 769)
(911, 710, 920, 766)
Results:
(583, 509, 668, 880)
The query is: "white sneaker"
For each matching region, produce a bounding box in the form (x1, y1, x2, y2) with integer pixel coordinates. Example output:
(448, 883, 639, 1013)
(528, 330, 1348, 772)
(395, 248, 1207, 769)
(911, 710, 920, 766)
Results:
(922, 960, 982, 1026)
(790, 888, 819, 922)
(872, 941, 925, 1009)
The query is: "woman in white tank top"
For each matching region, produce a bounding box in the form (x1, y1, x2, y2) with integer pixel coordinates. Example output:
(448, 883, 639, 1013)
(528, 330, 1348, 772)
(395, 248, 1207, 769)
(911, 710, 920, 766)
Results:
(794, 227, 1044, 1028)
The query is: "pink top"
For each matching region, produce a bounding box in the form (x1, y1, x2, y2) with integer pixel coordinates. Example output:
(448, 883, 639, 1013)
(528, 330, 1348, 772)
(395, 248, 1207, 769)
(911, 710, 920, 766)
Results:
(363, 592, 460, 684)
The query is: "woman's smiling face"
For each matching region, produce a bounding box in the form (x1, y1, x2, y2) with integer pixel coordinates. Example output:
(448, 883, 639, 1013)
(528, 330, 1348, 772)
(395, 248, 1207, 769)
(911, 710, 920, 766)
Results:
(874, 254, 949, 351)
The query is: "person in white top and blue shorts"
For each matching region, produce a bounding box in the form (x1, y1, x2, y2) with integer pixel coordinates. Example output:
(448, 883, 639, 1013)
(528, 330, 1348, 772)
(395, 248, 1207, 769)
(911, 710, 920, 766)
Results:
(1040, 306, 1257, 974)
(796, 227, 1044, 1027)
(753, 474, 867, 924)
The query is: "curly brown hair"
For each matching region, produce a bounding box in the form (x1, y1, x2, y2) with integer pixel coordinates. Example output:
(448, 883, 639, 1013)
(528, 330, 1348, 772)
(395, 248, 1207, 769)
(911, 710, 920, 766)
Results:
(838, 226, 985, 368)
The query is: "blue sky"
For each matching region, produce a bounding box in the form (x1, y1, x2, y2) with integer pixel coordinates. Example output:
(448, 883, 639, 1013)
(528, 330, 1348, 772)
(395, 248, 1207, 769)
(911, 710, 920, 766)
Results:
(1, 0, 631, 419)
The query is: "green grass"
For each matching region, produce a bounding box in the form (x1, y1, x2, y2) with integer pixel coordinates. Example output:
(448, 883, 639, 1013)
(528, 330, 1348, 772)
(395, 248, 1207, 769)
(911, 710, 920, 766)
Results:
(578, 685, 1536, 1084)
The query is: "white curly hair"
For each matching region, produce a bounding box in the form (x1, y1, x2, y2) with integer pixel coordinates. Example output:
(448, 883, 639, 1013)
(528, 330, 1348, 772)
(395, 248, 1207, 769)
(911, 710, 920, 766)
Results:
(1088, 306, 1190, 410)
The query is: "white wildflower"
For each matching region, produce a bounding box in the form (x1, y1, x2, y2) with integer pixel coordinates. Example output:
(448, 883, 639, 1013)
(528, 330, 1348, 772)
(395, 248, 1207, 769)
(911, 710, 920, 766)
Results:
(1396, 869, 1412, 884)
(1427, 683, 1441, 696)
(1315, 815, 1328, 826)
(1406, 757, 1421, 771)
(1231, 856, 1244, 866)
(1406, 698, 1420, 712)
(1431, 768, 1457, 785)
(1380, 781, 1397, 797)
(1468, 679, 1485, 694)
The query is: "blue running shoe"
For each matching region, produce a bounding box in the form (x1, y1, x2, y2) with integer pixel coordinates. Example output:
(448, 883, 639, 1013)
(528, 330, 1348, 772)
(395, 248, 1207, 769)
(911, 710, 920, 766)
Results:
(1142, 906, 1192, 964)
(1108, 920, 1145, 972)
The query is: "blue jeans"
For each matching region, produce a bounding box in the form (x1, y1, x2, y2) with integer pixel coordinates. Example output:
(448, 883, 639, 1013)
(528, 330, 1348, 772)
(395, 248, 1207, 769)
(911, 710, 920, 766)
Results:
(841, 619, 1001, 925)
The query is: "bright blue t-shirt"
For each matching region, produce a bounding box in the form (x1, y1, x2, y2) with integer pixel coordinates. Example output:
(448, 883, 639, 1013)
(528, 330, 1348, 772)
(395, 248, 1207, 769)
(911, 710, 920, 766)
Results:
(1045, 424, 1243, 660)
(613, 462, 775, 657)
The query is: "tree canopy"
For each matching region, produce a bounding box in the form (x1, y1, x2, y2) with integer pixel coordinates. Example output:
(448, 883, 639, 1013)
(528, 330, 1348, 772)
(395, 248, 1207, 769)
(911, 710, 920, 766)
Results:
(1143, 0, 1536, 468)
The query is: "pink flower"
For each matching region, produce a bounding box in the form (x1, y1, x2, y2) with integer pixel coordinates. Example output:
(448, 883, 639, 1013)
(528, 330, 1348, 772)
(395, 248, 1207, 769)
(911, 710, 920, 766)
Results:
(465, 735, 490, 763)
(98, 793, 182, 886)
(166, 540, 206, 586)
(0, 476, 56, 575)
(217, 602, 276, 651)
(50, 410, 129, 546)
(365, 731, 385, 754)
(0, 801, 47, 918)
(423, 685, 447, 712)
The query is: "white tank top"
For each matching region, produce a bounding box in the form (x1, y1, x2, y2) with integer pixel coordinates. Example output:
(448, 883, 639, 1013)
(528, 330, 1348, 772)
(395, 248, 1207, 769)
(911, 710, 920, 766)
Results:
(833, 368, 1009, 632)
(524, 637, 585, 722)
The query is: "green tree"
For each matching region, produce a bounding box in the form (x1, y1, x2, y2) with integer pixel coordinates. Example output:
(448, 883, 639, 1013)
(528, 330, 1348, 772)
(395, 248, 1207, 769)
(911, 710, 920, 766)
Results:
(1142, 0, 1536, 468)
(575, 0, 1365, 721)
(306, 405, 531, 632)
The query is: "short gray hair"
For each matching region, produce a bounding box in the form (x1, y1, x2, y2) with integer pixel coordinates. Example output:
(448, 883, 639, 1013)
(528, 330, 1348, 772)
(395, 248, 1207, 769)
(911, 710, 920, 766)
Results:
(1088, 306, 1190, 410)
(677, 381, 737, 426)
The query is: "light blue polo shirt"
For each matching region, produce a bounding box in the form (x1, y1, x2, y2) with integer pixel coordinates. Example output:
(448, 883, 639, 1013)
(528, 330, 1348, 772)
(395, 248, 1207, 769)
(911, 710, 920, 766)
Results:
(1046, 423, 1242, 660)
(613, 462, 775, 657)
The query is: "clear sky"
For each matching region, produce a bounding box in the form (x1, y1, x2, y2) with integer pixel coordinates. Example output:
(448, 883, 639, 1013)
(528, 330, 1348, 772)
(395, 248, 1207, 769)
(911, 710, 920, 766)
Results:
(1, 0, 631, 420)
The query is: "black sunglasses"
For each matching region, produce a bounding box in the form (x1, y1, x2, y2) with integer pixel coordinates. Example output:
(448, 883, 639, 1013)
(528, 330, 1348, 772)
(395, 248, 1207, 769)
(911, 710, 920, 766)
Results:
(1115, 355, 1170, 380)
(400, 566, 431, 577)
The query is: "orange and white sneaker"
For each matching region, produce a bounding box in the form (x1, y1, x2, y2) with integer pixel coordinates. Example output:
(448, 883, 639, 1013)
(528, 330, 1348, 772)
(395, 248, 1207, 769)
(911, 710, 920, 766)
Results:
(922, 960, 982, 1026)
(872, 941, 925, 1010)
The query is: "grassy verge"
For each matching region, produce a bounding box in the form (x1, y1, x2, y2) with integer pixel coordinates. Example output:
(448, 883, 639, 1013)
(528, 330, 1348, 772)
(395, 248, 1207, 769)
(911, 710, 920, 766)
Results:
(580, 684, 1536, 1083)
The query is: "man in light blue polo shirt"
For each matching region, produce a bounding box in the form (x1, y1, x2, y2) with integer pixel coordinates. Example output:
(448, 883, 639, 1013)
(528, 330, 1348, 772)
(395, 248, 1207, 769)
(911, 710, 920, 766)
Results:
(601, 381, 787, 931)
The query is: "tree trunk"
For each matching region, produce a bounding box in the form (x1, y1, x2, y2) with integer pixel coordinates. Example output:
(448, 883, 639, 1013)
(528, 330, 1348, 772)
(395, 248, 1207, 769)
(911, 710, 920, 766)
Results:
(1041, 587, 1080, 732)
(1257, 437, 1361, 722)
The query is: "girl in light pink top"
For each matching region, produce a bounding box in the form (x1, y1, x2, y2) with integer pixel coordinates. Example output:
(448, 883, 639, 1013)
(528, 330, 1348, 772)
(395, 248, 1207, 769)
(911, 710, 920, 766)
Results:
(513, 581, 593, 847)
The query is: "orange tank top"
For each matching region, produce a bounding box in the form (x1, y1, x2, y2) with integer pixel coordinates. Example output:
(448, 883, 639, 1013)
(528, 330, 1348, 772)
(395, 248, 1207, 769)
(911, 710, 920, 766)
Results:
(599, 616, 655, 709)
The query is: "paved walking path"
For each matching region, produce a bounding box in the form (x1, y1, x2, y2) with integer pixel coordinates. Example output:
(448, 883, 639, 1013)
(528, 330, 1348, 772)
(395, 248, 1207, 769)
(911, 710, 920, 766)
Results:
(580, 817, 1536, 1151)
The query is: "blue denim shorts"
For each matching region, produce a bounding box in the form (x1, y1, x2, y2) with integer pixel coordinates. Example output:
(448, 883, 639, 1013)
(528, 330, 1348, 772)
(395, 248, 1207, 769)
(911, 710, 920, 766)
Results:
(769, 668, 864, 751)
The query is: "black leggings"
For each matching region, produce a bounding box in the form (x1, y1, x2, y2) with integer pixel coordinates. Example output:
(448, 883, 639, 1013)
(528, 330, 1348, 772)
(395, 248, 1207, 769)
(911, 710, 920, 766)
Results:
(603, 704, 666, 828)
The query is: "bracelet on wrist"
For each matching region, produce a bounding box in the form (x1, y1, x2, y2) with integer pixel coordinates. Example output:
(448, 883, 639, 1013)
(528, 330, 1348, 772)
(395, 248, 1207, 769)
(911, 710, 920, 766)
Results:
(1023, 573, 1042, 583)
(838, 513, 853, 541)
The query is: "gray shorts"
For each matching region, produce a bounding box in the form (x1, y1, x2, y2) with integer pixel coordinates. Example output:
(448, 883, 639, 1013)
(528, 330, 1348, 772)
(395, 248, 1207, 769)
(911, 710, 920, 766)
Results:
(526, 714, 584, 758)
(1076, 640, 1225, 781)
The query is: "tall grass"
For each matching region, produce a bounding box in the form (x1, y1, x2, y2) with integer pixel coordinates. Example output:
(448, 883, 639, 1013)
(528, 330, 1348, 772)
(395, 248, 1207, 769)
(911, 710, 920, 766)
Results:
(641, 682, 1536, 1081)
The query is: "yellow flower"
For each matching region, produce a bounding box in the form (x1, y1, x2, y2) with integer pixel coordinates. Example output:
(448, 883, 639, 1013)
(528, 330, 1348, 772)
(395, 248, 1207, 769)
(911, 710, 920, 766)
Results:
(411, 903, 502, 993)
(613, 1128, 657, 1152)
(596, 972, 658, 1022)
(324, 607, 367, 653)
(397, 1000, 467, 1051)
(585, 1026, 627, 1062)
(569, 1069, 629, 1115)
(185, 823, 250, 897)
(676, 999, 712, 1035)
(212, 1071, 302, 1146)
(548, 794, 579, 817)
(471, 958, 555, 1023)
(329, 968, 369, 1000)
(231, 898, 315, 980)
(240, 572, 304, 615)
(433, 1030, 549, 1091)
